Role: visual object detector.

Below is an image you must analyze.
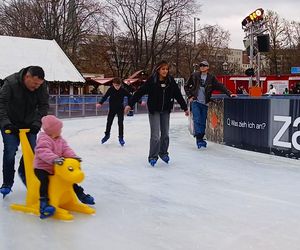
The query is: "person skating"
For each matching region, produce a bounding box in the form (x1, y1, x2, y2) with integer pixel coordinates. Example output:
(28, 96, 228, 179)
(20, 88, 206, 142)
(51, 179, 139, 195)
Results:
(0, 66, 95, 204)
(124, 60, 189, 166)
(184, 60, 236, 149)
(96, 77, 132, 146)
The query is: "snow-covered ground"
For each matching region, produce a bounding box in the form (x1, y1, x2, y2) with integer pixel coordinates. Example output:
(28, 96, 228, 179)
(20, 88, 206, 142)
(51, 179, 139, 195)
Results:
(0, 113, 300, 250)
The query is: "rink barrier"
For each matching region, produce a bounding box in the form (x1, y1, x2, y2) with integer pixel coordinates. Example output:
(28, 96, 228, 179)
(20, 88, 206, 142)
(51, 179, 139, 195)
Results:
(206, 95, 300, 160)
(48, 95, 183, 118)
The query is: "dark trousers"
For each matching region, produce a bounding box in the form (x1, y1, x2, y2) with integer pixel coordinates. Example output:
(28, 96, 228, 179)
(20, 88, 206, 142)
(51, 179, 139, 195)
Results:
(35, 168, 84, 199)
(34, 168, 50, 198)
(1, 130, 36, 187)
(105, 108, 124, 137)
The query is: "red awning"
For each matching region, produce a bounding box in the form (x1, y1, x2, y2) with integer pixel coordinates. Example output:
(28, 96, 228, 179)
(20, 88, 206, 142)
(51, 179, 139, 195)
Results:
(123, 78, 140, 85)
(127, 70, 144, 79)
(90, 77, 114, 85)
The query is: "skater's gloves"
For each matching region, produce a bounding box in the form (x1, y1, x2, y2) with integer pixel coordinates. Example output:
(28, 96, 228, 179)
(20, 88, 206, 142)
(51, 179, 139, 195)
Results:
(96, 103, 102, 108)
(29, 125, 40, 134)
(54, 157, 65, 165)
(4, 124, 19, 136)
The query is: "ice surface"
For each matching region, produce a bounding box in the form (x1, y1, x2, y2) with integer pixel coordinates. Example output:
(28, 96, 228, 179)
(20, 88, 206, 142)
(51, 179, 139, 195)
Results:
(0, 113, 300, 250)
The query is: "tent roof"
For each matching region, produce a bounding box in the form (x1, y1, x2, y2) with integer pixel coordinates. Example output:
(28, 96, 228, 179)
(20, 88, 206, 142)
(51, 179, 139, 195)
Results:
(0, 36, 85, 82)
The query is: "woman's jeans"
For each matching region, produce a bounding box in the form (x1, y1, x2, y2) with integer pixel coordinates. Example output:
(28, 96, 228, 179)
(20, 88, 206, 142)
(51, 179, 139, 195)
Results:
(148, 111, 170, 160)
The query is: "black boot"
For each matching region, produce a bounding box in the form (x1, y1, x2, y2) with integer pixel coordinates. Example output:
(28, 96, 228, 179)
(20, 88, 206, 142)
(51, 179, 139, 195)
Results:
(73, 184, 95, 205)
(39, 197, 55, 219)
(101, 132, 110, 144)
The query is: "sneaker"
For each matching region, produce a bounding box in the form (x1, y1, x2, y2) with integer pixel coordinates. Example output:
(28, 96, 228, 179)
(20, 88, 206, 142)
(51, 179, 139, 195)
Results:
(159, 155, 170, 164)
(101, 133, 110, 144)
(149, 158, 157, 167)
(119, 136, 125, 146)
(0, 184, 12, 198)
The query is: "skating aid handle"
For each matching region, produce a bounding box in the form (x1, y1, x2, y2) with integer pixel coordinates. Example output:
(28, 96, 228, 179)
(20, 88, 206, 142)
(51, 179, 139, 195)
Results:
(5, 128, 30, 134)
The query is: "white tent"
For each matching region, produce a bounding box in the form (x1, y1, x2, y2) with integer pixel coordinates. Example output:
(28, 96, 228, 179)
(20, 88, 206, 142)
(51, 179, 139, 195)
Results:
(0, 35, 85, 82)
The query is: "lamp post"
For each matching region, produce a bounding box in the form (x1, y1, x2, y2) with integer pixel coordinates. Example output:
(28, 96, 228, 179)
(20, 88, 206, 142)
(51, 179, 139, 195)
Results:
(193, 17, 200, 46)
(222, 61, 229, 74)
(222, 62, 229, 88)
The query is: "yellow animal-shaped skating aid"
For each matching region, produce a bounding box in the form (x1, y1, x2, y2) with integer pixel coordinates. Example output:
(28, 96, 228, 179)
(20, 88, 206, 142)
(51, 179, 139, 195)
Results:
(10, 129, 95, 220)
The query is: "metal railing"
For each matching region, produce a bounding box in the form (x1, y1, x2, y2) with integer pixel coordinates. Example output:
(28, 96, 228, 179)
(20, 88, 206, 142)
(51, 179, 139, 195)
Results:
(49, 95, 185, 118)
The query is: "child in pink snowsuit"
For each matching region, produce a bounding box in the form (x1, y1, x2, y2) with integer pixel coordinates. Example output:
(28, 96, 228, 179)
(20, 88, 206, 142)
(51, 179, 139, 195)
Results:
(34, 115, 93, 219)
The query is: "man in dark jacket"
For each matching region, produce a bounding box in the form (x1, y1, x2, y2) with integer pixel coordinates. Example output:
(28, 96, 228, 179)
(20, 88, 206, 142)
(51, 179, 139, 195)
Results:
(0, 66, 49, 197)
(96, 78, 132, 145)
(184, 60, 236, 149)
(0, 66, 95, 204)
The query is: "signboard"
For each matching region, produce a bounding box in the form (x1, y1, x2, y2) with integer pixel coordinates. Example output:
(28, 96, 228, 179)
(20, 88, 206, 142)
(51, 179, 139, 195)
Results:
(291, 67, 300, 74)
(224, 99, 270, 153)
(270, 99, 300, 159)
(267, 80, 288, 95)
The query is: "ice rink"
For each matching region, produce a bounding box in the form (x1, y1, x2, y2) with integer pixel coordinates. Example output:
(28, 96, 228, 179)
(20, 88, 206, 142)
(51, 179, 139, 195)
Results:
(0, 112, 299, 250)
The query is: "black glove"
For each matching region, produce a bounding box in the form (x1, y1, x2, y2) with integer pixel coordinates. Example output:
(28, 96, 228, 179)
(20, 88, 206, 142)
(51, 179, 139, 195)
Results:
(3, 124, 19, 136)
(53, 157, 65, 165)
(72, 156, 82, 162)
(29, 125, 40, 135)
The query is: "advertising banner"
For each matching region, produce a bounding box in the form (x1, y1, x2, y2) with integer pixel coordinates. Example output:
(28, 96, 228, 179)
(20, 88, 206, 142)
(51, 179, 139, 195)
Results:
(270, 98, 300, 159)
(267, 80, 289, 95)
(224, 98, 270, 152)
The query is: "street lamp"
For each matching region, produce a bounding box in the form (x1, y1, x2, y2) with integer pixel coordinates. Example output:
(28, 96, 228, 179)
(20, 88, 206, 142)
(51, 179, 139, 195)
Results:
(194, 17, 200, 46)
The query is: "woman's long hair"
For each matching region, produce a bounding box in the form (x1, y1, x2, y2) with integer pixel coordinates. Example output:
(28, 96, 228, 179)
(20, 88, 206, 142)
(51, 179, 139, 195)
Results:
(150, 60, 170, 83)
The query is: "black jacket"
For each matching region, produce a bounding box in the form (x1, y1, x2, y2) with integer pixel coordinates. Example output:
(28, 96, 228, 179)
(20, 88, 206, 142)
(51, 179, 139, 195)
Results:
(99, 86, 132, 111)
(128, 74, 188, 113)
(0, 67, 49, 129)
(184, 72, 232, 103)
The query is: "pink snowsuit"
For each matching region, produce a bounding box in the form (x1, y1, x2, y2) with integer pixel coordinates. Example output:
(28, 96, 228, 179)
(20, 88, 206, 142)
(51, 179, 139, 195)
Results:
(34, 132, 77, 174)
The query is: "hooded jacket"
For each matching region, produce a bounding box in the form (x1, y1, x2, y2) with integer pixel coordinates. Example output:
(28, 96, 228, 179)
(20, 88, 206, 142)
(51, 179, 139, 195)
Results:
(34, 132, 77, 174)
(128, 73, 187, 113)
(0, 67, 49, 129)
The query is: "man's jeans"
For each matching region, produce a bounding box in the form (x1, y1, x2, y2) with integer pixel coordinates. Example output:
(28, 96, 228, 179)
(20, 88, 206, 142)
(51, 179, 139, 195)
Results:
(148, 111, 170, 160)
(191, 101, 208, 139)
(1, 130, 36, 187)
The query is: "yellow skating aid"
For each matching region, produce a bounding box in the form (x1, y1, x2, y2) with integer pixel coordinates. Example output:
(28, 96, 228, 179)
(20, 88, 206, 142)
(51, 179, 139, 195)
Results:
(10, 129, 95, 220)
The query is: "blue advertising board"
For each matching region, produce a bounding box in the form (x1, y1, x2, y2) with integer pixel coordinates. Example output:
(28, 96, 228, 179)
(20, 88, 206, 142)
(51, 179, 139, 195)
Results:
(291, 67, 300, 74)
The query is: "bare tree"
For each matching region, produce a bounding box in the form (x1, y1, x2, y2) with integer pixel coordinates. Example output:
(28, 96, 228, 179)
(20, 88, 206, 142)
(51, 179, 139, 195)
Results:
(0, 0, 105, 59)
(105, 0, 199, 72)
(265, 10, 287, 75)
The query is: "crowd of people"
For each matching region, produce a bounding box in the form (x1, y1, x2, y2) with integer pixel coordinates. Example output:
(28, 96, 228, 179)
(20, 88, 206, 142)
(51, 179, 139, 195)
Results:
(11, 61, 300, 219)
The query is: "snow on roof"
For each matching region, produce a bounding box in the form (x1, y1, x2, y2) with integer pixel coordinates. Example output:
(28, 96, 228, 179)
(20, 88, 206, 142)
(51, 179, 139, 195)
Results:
(0, 35, 85, 82)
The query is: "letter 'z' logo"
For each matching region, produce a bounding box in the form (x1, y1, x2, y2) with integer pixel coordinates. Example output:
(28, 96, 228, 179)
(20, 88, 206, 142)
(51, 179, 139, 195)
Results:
(273, 116, 300, 150)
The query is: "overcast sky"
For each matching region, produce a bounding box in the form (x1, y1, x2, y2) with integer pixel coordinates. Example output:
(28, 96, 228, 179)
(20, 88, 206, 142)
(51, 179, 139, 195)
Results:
(197, 0, 300, 49)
